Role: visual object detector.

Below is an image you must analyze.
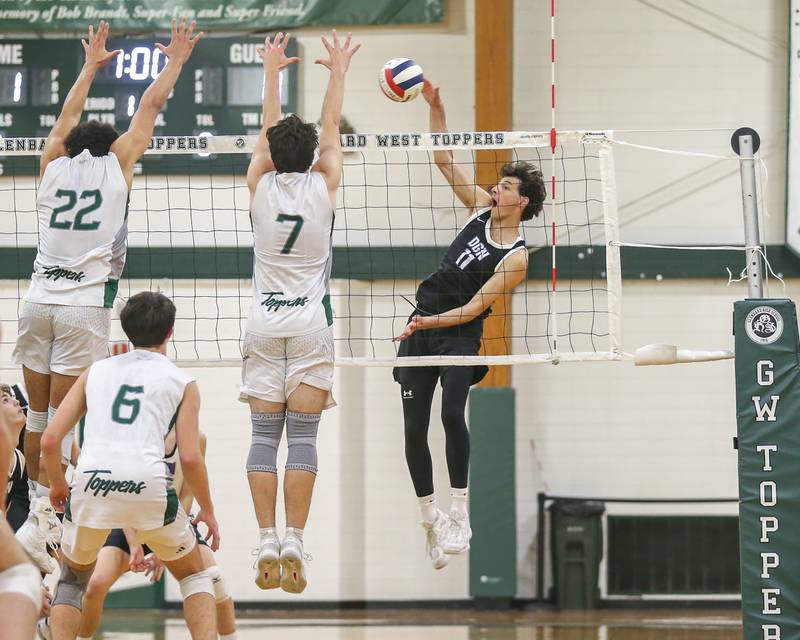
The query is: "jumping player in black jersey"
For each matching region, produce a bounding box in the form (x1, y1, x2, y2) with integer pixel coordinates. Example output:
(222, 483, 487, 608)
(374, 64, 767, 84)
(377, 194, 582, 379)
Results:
(393, 79, 546, 569)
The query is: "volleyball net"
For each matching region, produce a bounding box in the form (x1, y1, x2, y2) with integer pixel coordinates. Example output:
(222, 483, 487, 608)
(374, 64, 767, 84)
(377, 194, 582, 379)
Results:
(0, 131, 622, 367)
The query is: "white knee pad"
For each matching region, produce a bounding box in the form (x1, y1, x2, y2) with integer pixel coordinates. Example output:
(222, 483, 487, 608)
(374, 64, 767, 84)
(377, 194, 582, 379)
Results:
(179, 569, 214, 601)
(0, 562, 42, 611)
(206, 565, 231, 603)
(25, 408, 47, 434)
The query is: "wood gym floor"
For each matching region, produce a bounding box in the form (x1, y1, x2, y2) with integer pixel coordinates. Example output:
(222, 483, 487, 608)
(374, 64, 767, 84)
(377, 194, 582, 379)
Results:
(95, 608, 743, 639)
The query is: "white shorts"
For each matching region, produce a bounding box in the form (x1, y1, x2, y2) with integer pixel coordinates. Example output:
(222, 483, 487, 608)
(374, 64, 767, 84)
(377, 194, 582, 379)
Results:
(12, 303, 109, 376)
(60, 506, 196, 565)
(239, 326, 336, 409)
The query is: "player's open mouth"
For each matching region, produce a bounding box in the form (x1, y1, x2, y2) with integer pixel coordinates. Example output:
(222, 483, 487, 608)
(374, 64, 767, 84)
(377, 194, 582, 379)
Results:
(491, 197, 498, 207)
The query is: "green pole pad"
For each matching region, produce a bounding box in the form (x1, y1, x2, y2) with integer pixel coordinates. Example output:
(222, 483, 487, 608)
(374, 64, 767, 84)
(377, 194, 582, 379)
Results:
(734, 298, 800, 638)
(469, 387, 516, 598)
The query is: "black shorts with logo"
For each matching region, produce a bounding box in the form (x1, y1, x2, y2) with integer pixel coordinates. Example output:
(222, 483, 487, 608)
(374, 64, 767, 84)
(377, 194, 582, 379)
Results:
(392, 314, 488, 387)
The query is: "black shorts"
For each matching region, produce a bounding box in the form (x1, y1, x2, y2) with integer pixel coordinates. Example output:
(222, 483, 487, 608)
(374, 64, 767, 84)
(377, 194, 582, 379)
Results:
(392, 314, 488, 386)
(103, 523, 207, 556)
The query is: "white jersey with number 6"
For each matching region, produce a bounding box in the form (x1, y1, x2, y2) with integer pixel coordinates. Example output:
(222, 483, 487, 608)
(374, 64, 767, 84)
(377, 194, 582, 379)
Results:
(26, 149, 129, 308)
(247, 171, 334, 338)
(68, 349, 195, 530)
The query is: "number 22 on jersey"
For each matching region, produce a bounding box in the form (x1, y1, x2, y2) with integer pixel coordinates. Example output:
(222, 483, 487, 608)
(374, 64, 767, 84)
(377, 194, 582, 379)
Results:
(49, 188, 103, 230)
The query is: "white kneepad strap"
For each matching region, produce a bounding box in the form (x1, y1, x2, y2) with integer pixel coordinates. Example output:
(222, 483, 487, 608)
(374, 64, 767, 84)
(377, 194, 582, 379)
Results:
(206, 565, 231, 603)
(179, 569, 215, 601)
(0, 562, 42, 611)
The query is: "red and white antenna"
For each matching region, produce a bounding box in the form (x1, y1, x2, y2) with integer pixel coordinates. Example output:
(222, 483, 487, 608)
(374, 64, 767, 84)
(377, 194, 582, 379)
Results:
(549, 0, 558, 356)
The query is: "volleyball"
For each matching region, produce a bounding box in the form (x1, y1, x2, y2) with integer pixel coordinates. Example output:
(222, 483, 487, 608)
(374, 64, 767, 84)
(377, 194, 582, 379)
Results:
(379, 58, 425, 102)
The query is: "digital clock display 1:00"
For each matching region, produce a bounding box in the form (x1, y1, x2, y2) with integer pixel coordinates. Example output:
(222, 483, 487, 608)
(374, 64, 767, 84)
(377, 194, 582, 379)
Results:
(96, 42, 168, 84)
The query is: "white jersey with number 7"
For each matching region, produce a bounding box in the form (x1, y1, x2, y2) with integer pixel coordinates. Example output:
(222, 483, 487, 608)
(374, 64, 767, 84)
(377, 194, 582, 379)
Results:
(247, 170, 334, 338)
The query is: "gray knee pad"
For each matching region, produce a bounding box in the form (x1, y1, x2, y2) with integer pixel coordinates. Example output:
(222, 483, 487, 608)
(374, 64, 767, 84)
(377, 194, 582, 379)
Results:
(53, 563, 93, 610)
(246, 412, 285, 474)
(285, 411, 320, 474)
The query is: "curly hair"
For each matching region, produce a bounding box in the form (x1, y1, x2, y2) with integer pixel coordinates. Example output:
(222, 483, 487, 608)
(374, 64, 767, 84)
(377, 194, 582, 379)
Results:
(64, 121, 120, 158)
(500, 161, 547, 221)
(266, 114, 319, 173)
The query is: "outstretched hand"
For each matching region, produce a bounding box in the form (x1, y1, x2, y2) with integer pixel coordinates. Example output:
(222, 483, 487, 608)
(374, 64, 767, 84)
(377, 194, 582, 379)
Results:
(82, 20, 122, 69)
(422, 79, 442, 108)
(393, 315, 435, 342)
(315, 29, 361, 75)
(258, 32, 301, 73)
(155, 17, 204, 65)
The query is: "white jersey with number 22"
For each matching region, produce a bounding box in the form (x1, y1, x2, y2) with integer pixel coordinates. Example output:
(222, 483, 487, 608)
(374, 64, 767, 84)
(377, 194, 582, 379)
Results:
(26, 149, 129, 308)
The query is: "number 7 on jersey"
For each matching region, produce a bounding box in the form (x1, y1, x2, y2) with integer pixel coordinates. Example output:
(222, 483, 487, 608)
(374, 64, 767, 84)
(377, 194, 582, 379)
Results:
(276, 214, 304, 254)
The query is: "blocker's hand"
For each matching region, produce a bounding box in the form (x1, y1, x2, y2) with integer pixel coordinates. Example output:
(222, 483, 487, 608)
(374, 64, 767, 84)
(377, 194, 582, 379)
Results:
(155, 17, 204, 65)
(258, 32, 301, 73)
(315, 29, 361, 75)
(82, 20, 122, 69)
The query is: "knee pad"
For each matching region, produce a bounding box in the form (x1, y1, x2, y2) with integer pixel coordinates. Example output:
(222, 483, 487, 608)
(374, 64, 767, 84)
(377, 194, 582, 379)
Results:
(285, 411, 320, 474)
(53, 562, 93, 611)
(179, 569, 214, 601)
(246, 412, 285, 474)
(25, 408, 47, 434)
(0, 562, 42, 611)
(206, 565, 231, 603)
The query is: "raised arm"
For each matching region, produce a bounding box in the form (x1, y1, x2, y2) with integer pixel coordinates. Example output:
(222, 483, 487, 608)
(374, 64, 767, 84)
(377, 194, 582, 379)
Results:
(422, 80, 492, 213)
(40, 21, 121, 177)
(312, 30, 360, 204)
(111, 18, 203, 188)
(246, 32, 301, 194)
(175, 382, 219, 550)
(394, 250, 528, 340)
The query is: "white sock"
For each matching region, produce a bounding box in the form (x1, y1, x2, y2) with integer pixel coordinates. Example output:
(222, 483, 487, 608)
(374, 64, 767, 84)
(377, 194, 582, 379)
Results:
(77, 636, 93, 640)
(259, 527, 277, 539)
(450, 488, 469, 517)
(47, 404, 57, 423)
(220, 633, 238, 640)
(418, 494, 438, 523)
(285, 526, 304, 541)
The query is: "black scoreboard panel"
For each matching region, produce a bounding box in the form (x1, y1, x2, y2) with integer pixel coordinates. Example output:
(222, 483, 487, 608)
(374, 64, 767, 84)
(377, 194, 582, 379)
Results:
(0, 37, 297, 174)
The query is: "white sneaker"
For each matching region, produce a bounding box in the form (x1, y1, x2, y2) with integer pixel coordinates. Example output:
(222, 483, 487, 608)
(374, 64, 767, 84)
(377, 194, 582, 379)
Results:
(36, 618, 52, 640)
(422, 510, 450, 570)
(254, 531, 281, 590)
(279, 533, 309, 594)
(442, 509, 472, 554)
(15, 497, 61, 574)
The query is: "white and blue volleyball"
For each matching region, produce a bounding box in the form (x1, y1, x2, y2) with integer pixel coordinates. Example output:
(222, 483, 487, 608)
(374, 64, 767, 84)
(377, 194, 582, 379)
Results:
(379, 58, 425, 102)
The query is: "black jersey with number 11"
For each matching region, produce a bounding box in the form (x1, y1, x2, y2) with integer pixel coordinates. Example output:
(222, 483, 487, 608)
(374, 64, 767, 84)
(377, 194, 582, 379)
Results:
(414, 208, 526, 317)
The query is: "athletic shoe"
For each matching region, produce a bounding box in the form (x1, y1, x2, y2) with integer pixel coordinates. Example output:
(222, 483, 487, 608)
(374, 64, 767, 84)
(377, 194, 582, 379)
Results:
(279, 533, 309, 594)
(254, 531, 281, 590)
(442, 509, 472, 554)
(15, 497, 61, 574)
(422, 510, 450, 570)
(36, 618, 52, 640)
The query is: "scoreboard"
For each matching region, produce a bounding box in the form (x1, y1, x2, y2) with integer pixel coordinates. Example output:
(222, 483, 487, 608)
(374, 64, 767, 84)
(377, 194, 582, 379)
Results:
(0, 36, 298, 173)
